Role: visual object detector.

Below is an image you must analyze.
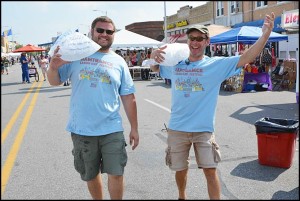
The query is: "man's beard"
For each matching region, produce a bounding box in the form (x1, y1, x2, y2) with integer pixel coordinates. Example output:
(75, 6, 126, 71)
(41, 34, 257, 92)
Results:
(92, 34, 112, 50)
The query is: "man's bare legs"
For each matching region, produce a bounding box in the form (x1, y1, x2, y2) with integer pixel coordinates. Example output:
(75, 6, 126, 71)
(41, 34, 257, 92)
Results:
(87, 174, 124, 200)
(87, 174, 104, 199)
(108, 174, 124, 199)
(176, 169, 188, 200)
(203, 168, 221, 200)
(175, 168, 220, 200)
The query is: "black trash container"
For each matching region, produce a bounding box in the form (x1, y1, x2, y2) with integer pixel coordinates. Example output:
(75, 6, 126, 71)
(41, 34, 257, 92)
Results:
(254, 117, 299, 168)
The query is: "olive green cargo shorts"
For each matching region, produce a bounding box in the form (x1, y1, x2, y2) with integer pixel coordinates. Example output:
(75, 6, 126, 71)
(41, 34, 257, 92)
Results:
(71, 131, 127, 181)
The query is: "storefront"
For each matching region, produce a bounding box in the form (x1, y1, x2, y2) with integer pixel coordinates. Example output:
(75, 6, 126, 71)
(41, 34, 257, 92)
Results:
(281, 9, 299, 103)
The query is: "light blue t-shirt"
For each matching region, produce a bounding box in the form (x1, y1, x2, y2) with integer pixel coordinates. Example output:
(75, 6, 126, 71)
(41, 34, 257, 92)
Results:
(58, 51, 135, 136)
(160, 55, 241, 132)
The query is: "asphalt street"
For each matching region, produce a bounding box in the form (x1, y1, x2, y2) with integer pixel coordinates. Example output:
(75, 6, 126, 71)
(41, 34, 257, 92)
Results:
(1, 62, 299, 199)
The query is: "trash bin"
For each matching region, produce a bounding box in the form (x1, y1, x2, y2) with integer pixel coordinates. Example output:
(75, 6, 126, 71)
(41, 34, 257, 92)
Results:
(254, 117, 299, 168)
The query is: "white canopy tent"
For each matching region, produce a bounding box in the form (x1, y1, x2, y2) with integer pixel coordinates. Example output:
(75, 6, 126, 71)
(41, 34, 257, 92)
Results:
(8, 52, 22, 57)
(111, 29, 164, 50)
(1, 52, 21, 57)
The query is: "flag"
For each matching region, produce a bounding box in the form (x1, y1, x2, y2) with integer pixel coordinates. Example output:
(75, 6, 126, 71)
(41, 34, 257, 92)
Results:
(2, 29, 12, 37)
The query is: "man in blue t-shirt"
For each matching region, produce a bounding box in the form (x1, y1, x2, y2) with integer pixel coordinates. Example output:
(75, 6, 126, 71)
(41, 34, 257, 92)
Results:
(151, 12, 276, 200)
(47, 16, 139, 200)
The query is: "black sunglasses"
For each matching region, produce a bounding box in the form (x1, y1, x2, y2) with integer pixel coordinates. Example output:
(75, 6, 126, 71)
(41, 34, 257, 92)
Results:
(188, 35, 207, 42)
(95, 28, 115, 35)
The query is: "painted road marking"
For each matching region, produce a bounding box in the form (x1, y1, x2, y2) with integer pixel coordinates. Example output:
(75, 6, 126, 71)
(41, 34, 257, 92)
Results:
(1, 80, 44, 197)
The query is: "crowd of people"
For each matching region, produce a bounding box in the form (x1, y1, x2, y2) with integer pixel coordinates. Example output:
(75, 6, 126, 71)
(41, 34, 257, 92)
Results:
(115, 49, 153, 80)
(115, 49, 151, 67)
(1, 53, 51, 83)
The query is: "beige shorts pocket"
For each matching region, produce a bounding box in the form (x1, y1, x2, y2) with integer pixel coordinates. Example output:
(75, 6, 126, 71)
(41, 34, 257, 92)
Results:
(165, 147, 172, 166)
(210, 138, 221, 163)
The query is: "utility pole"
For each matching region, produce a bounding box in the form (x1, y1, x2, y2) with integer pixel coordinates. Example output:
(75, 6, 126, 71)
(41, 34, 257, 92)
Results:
(164, 1, 167, 43)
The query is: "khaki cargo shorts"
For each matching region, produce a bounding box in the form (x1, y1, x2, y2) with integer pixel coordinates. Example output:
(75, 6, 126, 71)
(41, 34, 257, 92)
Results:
(165, 129, 221, 171)
(71, 131, 127, 181)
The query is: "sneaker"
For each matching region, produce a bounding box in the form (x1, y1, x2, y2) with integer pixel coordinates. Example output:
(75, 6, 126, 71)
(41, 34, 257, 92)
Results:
(22, 81, 25, 84)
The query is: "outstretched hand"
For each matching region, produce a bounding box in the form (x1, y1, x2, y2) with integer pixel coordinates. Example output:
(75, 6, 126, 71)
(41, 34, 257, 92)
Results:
(151, 45, 167, 64)
(262, 12, 275, 35)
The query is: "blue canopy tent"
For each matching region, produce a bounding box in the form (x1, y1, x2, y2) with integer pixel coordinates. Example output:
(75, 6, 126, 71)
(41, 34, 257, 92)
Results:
(233, 16, 285, 33)
(210, 26, 288, 44)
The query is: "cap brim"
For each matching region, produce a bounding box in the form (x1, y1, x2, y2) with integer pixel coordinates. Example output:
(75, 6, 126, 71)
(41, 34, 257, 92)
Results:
(187, 28, 208, 35)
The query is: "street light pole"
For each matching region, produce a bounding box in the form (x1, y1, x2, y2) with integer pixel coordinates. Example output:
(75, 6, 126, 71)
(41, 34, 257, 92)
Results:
(92, 9, 107, 16)
(164, 1, 167, 43)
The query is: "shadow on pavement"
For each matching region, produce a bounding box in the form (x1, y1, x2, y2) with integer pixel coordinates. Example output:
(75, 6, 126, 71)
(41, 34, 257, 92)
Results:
(1, 86, 71, 96)
(272, 187, 299, 200)
(230, 103, 299, 125)
(144, 80, 171, 89)
(230, 159, 288, 182)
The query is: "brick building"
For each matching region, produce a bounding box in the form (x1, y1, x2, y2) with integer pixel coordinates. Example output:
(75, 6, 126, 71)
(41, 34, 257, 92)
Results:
(125, 21, 165, 42)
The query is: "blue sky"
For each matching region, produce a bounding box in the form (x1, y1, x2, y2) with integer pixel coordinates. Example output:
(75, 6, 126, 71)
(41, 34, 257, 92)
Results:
(1, 1, 207, 46)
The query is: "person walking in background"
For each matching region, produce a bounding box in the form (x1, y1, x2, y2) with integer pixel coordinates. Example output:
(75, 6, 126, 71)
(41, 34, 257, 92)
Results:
(47, 16, 139, 200)
(260, 48, 272, 73)
(2, 57, 10, 75)
(131, 50, 137, 66)
(20, 53, 30, 83)
(39, 55, 49, 81)
(11, 57, 15, 65)
(1, 56, 5, 75)
(150, 12, 276, 200)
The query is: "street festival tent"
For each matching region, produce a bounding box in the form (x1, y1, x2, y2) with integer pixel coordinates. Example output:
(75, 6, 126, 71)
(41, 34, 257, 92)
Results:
(210, 26, 288, 44)
(1, 52, 21, 57)
(210, 26, 289, 92)
(111, 29, 163, 50)
(13, 44, 46, 53)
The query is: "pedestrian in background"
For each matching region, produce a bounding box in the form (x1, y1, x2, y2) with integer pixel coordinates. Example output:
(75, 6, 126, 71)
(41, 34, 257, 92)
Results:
(1, 56, 5, 75)
(39, 55, 49, 81)
(2, 57, 10, 75)
(260, 48, 272, 73)
(47, 16, 139, 200)
(150, 12, 276, 200)
(20, 53, 30, 83)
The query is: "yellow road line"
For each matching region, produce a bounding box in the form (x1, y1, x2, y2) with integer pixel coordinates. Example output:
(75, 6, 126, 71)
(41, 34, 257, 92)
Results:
(1, 82, 38, 144)
(1, 80, 44, 197)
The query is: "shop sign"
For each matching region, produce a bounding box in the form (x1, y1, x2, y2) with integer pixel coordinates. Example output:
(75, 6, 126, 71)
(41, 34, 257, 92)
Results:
(167, 23, 176, 30)
(176, 20, 188, 27)
(163, 23, 176, 30)
(282, 9, 299, 29)
(164, 20, 189, 30)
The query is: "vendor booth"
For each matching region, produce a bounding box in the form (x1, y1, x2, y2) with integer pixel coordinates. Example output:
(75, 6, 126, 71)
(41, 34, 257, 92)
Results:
(210, 26, 288, 92)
